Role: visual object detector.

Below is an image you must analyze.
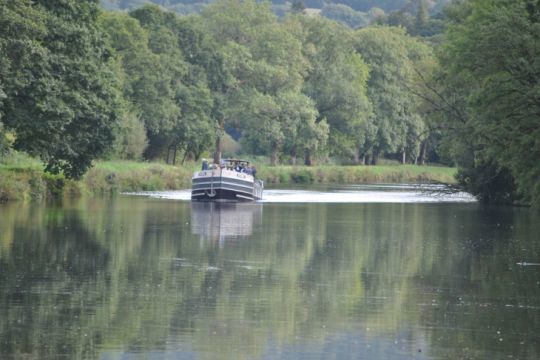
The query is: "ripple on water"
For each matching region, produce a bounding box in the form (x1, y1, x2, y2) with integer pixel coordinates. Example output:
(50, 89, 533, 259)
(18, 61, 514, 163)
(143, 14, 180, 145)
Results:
(124, 184, 476, 203)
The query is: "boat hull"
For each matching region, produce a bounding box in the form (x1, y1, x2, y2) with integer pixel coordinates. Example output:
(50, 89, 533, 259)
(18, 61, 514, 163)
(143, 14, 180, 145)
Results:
(191, 169, 263, 202)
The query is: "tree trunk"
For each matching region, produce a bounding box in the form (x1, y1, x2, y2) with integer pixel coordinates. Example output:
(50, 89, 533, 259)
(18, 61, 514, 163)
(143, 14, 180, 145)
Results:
(371, 151, 379, 165)
(362, 155, 366, 165)
(401, 150, 406, 165)
(172, 143, 177, 165)
(166, 144, 175, 164)
(304, 149, 312, 166)
(366, 153, 373, 165)
(214, 117, 224, 165)
(353, 147, 360, 164)
(290, 145, 297, 165)
(271, 143, 279, 166)
(419, 141, 427, 165)
(181, 151, 188, 165)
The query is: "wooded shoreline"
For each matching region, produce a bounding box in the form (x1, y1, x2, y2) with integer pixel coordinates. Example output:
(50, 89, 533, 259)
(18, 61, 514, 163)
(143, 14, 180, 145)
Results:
(2, 0, 538, 206)
(0, 161, 456, 202)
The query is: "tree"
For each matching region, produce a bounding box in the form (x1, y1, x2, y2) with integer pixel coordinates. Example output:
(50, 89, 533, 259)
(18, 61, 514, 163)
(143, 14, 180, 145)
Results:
(0, 0, 120, 178)
(128, 5, 186, 158)
(290, 0, 306, 14)
(320, 4, 370, 29)
(0, 0, 46, 159)
(99, 12, 151, 160)
(354, 26, 433, 164)
(109, 110, 148, 160)
(416, 0, 429, 29)
(296, 16, 371, 164)
(238, 90, 326, 165)
(174, 15, 232, 163)
(437, 0, 540, 205)
(200, 0, 314, 165)
(102, 6, 218, 163)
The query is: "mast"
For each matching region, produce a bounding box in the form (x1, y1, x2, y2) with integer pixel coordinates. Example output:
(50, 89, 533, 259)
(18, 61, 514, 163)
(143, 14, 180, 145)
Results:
(214, 117, 224, 165)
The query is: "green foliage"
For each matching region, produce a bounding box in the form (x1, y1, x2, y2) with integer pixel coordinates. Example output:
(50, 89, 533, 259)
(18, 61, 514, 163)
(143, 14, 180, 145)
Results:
(456, 161, 517, 205)
(41, 172, 65, 198)
(297, 16, 370, 163)
(0, 166, 82, 201)
(110, 111, 148, 160)
(437, 0, 540, 206)
(200, 0, 322, 164)
(0, 122, 14, 158)
(4, 0, 508, 196)
(354, 26, 434, 164)
(83, 160, 192, 193)
(0, 0, 120, 179)
(289, 168, 315, 183)
(258, 164, 456, 185)
(100, 7, 217, 162)
(321, 4, 370, 28)
(373, 0, 446, 38)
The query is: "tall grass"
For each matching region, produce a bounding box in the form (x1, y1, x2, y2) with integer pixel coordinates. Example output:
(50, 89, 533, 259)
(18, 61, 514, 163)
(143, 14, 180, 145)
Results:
(258, 164, 456, 185)
(0, 168, 81, 201)
(0, 158, 457, 202)
(83, 161, 193, 193)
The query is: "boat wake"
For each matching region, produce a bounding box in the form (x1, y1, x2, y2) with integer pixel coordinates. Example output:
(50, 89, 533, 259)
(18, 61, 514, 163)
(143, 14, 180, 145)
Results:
(125, 184, 476, 203)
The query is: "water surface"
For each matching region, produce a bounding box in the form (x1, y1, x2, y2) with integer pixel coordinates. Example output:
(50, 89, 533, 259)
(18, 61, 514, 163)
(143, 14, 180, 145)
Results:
(1, 187, 539, 359)
(130, 184, 476, 203)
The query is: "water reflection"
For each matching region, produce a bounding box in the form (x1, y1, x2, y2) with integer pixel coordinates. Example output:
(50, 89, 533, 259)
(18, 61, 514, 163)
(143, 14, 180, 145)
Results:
(0, 197, 539, 359)
(190, 202, 262, 241)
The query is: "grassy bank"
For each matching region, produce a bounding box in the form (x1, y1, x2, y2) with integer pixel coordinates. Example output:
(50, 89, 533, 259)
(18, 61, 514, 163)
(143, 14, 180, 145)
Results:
(84, 161, 194, 194)
(0, 166, 80, 201)
(258, 164, 456, 185)
(0, 160, 192, 201)
(0, 160, 457, 201)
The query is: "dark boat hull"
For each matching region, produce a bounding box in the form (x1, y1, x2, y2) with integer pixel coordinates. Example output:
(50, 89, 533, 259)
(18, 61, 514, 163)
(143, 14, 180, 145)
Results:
(191, 188, 257, 201)
(191, 169, 263, 202)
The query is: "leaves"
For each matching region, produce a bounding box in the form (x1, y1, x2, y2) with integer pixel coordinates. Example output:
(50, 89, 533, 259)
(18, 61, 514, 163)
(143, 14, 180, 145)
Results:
(354, 26, 433, 161)
(439, 0, 540, 205)
(1, 0, 119, 178)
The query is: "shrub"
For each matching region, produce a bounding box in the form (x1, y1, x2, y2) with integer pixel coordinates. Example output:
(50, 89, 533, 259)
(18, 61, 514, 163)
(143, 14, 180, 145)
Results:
(290, 169, 314, 184)
(42, 173, 65, 198)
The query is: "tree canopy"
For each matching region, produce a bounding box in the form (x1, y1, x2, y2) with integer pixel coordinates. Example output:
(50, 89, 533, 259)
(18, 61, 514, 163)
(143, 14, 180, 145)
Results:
(435, 0, 540, 206)
(1, 0, 539, 206)
(0, 0, 119, 178)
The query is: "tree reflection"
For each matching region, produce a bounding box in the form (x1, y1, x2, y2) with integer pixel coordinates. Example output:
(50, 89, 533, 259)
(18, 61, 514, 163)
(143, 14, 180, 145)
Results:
(0, 198, 539, 359)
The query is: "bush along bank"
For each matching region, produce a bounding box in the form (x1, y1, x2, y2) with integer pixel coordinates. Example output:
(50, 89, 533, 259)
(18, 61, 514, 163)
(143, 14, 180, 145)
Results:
(83, 161, 193, 194)
(0, 161, 192, 202)
(0, 162, 457, 202)
(0, 168, 81, 202)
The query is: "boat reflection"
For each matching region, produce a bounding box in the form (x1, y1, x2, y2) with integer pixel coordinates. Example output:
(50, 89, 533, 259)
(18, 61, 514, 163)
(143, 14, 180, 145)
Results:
(190, 202, 263, 243)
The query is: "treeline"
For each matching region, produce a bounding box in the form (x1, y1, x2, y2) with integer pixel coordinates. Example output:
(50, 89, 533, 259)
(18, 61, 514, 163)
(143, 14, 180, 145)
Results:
(100, 0, 420, 16)
(0, 0, 437, 170)
(100, 0, 450, 31)
(1, 0, 539, 206)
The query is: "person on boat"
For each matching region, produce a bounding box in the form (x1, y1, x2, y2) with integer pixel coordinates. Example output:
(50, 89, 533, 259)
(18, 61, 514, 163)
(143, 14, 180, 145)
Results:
(201, 158, 208, 170)
(251, 166, 257, 178)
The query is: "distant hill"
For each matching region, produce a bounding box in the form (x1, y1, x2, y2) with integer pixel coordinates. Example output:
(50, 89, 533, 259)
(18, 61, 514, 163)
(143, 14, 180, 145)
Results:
(101, 0, 410, 16)
(100, 1, 450, 29)
(101, 1, 430, 30)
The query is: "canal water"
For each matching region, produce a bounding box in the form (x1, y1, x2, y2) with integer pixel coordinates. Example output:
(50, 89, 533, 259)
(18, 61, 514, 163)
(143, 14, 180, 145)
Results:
(1, 186, 539, 359)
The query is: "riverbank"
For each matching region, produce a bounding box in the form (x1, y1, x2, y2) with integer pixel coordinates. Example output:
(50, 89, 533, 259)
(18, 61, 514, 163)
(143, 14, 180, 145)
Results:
(0, 160, 457, 201)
